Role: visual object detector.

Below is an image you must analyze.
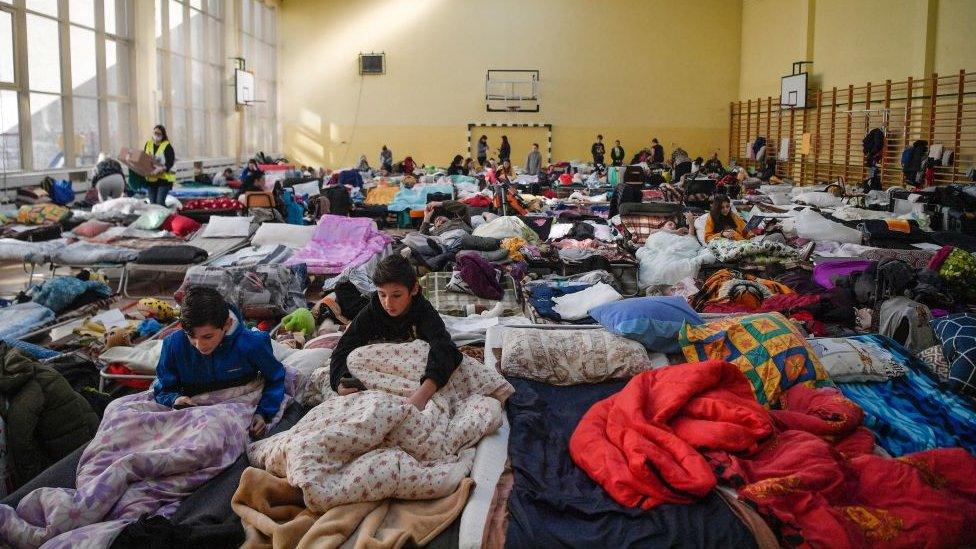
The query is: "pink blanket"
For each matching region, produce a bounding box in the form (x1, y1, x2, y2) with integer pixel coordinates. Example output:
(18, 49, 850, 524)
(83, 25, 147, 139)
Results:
(285, 215, 392, 275)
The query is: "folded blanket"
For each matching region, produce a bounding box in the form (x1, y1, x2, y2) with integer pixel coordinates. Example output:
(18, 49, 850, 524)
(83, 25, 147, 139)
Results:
(247, 340, 513, 513)
(707, 237, 799, 263)
(285, 215, 392, 275)
(54, 242, 139, 265)
(136, 245, 208, 265)
(233, 468, 473, 548)
(33, 277, 112, 313)
(0, 302, 55, 340)
(0, 379, 293, 549)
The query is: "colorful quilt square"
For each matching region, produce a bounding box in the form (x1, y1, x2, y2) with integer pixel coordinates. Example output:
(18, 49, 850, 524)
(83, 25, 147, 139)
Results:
(679, 312, 831, 407)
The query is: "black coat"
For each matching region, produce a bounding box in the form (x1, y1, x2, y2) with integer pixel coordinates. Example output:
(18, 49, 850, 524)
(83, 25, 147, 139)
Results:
(329, 293, 461, 391)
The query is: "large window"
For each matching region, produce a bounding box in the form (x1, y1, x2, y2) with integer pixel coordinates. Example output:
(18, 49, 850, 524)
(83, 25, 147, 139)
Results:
(241, 0, 277, 156)
(156, 0, 224, 159)
(0, 0, 133, 172)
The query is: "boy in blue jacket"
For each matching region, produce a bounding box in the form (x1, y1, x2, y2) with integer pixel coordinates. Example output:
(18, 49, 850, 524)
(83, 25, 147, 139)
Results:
(152, 286, 285, 439)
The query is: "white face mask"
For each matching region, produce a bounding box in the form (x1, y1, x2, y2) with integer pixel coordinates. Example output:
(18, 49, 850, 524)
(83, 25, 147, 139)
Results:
(153, 133, 163, 142)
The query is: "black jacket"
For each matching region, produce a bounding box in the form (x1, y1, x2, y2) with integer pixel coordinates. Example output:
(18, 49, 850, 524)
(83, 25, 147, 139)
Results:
(610, 146, 625, 163)
(652, 144, 665, 163)
(592, 142, 606, 157)
(329, 293, 461, 391)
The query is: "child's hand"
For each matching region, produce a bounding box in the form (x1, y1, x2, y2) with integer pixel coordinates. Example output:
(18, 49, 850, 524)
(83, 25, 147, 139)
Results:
(173, 396, 194, 408)
(337, 385, 360, 396)
(408, 379, 438, 411)
(249, 414, 267, 439)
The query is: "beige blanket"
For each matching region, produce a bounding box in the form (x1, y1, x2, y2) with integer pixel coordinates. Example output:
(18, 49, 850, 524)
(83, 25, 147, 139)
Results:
(247, 340, 514, 513)
(233, 467, 474, 549)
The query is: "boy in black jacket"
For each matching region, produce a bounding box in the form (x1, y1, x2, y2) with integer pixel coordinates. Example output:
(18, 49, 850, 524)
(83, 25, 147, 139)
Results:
(591, 134, 606, 168)
(330, 255, 462, 410)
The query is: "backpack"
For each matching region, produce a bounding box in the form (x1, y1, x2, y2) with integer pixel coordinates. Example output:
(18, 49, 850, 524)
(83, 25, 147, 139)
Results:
(49, 180, 75, 206)
(900, 147, 913, 167)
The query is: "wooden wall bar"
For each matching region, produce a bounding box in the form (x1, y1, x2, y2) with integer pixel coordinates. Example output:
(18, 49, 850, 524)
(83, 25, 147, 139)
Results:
(729, 70, 976, 187)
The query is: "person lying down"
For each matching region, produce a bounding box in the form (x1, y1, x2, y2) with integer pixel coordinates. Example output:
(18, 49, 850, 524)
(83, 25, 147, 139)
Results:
(330, 254, 462, 410)
(0, 287, 293, 548)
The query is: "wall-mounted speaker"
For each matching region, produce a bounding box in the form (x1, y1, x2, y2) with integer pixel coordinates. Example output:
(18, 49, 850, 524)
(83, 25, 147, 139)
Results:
(359, 53, 385, 75)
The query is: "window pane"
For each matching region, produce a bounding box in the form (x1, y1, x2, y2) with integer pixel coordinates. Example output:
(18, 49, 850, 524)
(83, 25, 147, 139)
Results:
(27, 14, 61, 93)
(106, 100, 130, 156)
(208, 16, 221, 64)
(207, 64, 221, 110)
(105, 39, 130, 97)
(70, 0, 95, 28)
(0, 90, 20, 171)
(73, 96, 98, 165)
(0, 11, 13, 83)
(169, 106, 187, 152)
(207, 0, 221, 18)
(105, 0, 117, 35)
(190, 59, 203, 109)
(242, 0, 250, 31)
(170, 54, 185, 105)
(156, 50, 164, 98)
(70, 26, 97, 96)
(191, 108, 203, 155)
(30, 92, 63, 170)
(25, 0, 58, 17)
(169, 0, 185, 54)
(190, 0, 202, 10)
(208, 111, 221, 156)
(155, 0, 163, 45)
(190, 8, 203, 59)
(254, 4, 262, 38)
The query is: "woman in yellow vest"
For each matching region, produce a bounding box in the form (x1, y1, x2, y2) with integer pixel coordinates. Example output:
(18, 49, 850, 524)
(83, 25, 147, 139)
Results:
(145, 124, 176, 205)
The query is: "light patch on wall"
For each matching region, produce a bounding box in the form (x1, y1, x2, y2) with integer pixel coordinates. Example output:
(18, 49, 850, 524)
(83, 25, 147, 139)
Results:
(314, 0, 444, 82)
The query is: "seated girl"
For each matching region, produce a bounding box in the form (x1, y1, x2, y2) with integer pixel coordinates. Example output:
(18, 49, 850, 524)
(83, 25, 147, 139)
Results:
(330, 255, 462, 411)
(703, 194, 814, 260)
(153, 286, 286, 439)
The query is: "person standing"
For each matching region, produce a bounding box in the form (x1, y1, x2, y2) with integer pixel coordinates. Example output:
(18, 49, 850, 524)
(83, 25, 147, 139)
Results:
(651, 138, 665, 164)
(380, 145, 393, 172)
(145, 125, 176, 206)
(476, 135, 489, 167)
(591, 135, 606, 168)
(525, 143, 542, 176)
(498, 136, 511, 163)
(611, 140, 625, 166)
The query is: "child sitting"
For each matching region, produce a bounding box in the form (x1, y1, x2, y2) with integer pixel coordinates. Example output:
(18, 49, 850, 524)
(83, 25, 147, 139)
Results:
(330, 255, 462, 411)
(152, 286, 285, 438)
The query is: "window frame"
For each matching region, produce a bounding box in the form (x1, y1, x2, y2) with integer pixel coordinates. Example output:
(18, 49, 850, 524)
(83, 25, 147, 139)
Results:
(0, 0, 133, 173)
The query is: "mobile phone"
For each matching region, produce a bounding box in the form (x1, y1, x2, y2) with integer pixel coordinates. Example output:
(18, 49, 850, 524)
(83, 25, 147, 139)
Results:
(340, 375, 366, 390)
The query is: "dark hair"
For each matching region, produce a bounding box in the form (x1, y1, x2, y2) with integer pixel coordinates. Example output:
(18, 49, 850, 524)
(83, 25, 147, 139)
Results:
(223, 168, 233, 176)
(180, 286, 230, 335)
(464, 157, 473, 164)
(709, 194, 737, 232)
(597, 134, 603, 140)
(479, 135, 487, 141)
(373, 255, 418, 289)
(694, 157, 703, 164)
(532, 143, 539, 147)
(652, 138, 659, 144)
(501, 135, 508, 142)
(153, 125, 169, 141)
(451, 154, 463, 166)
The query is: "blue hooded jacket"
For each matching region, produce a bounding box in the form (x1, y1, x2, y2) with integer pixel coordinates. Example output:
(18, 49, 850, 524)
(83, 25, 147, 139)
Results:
(151, 308, 285, 420)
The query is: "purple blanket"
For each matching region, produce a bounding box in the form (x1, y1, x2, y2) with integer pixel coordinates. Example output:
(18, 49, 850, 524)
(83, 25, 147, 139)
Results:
(0, 379, 292, 548)
(285, 214, 392, 275)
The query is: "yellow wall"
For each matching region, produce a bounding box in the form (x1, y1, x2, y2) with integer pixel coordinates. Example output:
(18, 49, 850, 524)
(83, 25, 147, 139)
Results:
(738, 0, 810, 100)
(737, 0, 976, 100)
(934, 0, 976, 75)
(277, 0, 742, 169)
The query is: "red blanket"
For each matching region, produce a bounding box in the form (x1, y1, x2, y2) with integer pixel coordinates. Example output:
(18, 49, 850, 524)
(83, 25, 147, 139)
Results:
(571, 361, 976, 547)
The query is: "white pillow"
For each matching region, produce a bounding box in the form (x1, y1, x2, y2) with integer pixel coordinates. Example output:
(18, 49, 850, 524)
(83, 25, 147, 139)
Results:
(251, 223, 316, 249)
(793, 192, 843, 208)
(809, 337, 906, 382)
(282, 348, 332, 378)
(694, 213, 709, 245)
(200, 215, 253, 238)
(552, 282, 622, 321)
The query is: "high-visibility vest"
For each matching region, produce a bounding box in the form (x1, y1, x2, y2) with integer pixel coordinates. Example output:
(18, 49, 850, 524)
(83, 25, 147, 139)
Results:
(144, 140, 176, 183)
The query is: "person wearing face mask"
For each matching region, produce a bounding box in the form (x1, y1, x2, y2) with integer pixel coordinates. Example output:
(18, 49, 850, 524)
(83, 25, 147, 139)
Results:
(144, 125, 176, 205)
(151, 286, 286, 439)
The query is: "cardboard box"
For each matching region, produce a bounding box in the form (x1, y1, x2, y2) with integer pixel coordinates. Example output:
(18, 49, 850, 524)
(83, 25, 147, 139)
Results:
(119, 147, 156, 177)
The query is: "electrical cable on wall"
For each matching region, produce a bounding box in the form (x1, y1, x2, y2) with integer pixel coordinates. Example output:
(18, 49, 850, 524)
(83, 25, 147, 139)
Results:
(340, 75, 365, 167)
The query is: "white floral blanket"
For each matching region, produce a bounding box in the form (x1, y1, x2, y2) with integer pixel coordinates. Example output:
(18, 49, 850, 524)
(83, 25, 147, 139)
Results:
(248, 340, 514, 512)
(707, 236, 799, 263)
